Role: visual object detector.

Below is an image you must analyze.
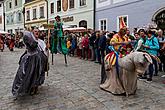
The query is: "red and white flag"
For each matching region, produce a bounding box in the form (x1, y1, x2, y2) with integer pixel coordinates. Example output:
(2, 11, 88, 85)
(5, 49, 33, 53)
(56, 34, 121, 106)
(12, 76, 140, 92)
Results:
(119, 17, 126, 29)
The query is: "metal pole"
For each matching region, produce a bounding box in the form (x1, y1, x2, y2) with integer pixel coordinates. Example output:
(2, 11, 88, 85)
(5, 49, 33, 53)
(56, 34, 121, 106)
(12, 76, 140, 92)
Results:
(3, 2, 5, 31)
(64, 54, 67, 66)
(93, 0, 96, 30)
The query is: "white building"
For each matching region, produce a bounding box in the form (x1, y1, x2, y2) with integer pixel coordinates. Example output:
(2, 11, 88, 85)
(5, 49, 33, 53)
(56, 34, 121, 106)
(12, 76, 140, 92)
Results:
(5, 0, 24, 34)
(0, 0, 4, 31)
(48, 0, 94, 29)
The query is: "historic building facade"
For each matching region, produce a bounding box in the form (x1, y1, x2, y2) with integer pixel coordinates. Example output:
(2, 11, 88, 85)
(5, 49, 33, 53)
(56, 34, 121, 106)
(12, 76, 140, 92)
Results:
(0, 0, 4, 31)
(5, 0, 24, 34)
(96, 0, 165, 32)
(48, 0, 94, 29)
(24, 0, 48, 30)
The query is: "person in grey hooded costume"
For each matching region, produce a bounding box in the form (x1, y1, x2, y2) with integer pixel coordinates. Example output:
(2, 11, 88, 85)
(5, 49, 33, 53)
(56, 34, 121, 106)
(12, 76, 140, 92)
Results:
(12, 31, 48, 97)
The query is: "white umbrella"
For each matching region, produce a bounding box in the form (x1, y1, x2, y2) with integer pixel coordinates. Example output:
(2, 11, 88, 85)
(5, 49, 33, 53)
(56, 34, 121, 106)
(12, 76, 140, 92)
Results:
(39, 27, 47, 31)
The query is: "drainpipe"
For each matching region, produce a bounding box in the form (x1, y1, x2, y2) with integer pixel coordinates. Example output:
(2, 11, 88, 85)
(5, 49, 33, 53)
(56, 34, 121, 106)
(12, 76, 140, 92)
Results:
(3, 1, 5, 31)
(45, 0, 48, 24)
(22, 5, 25, 29)
(93, 0, 96, 30)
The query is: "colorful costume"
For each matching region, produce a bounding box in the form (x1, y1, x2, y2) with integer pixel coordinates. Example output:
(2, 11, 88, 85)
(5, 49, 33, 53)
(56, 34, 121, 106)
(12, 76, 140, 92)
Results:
(51, 21, 68, 55)
(0, 35, 4, 52)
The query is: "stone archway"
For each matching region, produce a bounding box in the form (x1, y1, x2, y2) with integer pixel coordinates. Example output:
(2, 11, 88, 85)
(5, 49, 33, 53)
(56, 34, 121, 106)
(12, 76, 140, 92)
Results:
(79, 20, 87, 28)
(152, 7, 165, 30)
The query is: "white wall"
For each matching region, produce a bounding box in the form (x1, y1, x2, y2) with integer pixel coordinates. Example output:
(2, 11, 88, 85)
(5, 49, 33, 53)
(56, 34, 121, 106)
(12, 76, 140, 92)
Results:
(48, 0, 94, 28)
(96, 0, 111, 8)
(0, 2, 4, 31)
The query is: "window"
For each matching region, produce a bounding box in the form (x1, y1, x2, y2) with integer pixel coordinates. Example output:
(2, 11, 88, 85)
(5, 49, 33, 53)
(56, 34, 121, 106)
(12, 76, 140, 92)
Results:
(40, 6, 44, 18)
(7, 16, 9, 24)
(99, 19, 107, 31)
(15, 0, 18, 6)
(11, 15, 14, 23)
(79, 20, 87, 28)
(33, 8, 37, 19)
(57, 0, 61, 12)
(117, 15, 128, 31)
(69, 0, 74, 9)
(0, 4, 2, 7)
(51, 3, 54, 14)
(80, 0, 86, 6)
(26, 10, 30, 21)
(18, 13, 21, 21)
(9, 2, 12, 8)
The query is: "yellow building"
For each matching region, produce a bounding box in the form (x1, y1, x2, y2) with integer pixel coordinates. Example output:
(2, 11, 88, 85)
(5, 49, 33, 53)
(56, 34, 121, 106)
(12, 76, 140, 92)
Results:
(24, 0, 48, 30)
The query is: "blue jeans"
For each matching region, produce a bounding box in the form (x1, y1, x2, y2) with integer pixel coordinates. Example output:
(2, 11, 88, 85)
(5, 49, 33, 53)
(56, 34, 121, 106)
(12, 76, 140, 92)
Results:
(145, 58, 157, 79)
(95, 48, 101, 62)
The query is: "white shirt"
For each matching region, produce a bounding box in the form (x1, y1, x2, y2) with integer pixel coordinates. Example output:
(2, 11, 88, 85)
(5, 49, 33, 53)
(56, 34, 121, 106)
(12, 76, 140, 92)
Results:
(37, 39, 48, 56)
(31, 32, 47, 56)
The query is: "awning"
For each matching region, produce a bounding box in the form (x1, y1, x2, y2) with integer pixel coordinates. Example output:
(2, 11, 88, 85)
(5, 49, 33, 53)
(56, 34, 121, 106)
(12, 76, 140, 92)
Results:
(63, 27, 87, 32)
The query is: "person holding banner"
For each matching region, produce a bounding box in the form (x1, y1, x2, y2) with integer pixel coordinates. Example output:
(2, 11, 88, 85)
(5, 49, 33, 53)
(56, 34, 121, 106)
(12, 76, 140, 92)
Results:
(50, 15, 68, 65)
(51, 15, 68, 55)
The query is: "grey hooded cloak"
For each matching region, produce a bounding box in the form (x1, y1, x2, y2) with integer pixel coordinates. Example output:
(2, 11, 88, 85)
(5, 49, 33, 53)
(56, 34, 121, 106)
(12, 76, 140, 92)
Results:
(12, 31, 48, 96)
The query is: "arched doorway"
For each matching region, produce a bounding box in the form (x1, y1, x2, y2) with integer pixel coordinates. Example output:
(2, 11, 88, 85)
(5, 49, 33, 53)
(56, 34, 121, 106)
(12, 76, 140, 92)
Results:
(152, 7, 165, 30)
(79, 20, 87, 28)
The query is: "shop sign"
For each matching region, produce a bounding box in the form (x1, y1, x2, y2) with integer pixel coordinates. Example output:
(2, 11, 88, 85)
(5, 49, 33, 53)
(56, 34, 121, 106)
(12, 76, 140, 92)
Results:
(62, 16, 74, 22)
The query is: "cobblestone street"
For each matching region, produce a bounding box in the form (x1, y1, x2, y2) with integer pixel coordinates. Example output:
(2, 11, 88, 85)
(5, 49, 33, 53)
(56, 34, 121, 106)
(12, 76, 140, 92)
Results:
(0, 48, 165, 110)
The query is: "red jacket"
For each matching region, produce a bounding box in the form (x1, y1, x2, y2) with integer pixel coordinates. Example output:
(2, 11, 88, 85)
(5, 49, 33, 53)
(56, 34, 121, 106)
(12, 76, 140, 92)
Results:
(82, 37, 89, 48)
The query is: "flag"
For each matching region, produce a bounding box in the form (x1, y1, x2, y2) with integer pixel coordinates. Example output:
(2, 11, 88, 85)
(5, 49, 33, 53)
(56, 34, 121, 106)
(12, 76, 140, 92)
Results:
(119, 17, 126, 29)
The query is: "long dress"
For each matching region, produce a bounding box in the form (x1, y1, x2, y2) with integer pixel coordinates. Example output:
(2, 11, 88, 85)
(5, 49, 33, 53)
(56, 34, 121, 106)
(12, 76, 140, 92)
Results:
(51, 22, 68, 55)
(12, 31, 48, 97)
(100, 52, 151, 96)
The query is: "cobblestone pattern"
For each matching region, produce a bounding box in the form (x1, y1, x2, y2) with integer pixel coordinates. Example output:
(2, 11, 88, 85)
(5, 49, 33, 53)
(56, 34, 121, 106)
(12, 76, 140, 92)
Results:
(0, 48, 165, 110)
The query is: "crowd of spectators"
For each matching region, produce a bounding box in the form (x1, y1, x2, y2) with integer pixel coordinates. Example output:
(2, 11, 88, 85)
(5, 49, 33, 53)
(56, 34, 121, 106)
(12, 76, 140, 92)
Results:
(63, 28, 165, 83)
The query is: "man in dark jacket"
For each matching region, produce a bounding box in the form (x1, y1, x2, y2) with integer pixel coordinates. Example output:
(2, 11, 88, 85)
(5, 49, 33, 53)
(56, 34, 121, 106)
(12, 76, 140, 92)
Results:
(98, 31, 106, 64)
(89, 30, 96, 61)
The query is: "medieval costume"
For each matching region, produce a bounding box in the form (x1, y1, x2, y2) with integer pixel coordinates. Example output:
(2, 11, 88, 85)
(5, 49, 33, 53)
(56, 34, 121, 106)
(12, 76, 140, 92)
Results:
(100, 52, 152, 96)
(0, 35, 4, 52)
(12, 31, 48, 97)
(9, 36, 15, 51)
(50, 15, 68, 55)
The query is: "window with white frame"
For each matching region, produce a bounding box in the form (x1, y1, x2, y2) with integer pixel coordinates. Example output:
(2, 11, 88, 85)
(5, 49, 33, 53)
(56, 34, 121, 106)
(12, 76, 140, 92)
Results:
(33, 8, 37, 19)
(117, 15, 128, 31)
(51, 2, 54, 14)
(18, 13, 21, 21)
(7, 16, 10, 24)
(57, 0, 61, 12)
(80, 0, 86, 6)
(40, 6, 44, 18)
(26, 10, 30, 21)
(9, 2, 12, 8)
(11, 14, 14, 23)
(15, 0, 18, 6)
(99, 19, 107, 31)
(69, 0, 74, 9)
